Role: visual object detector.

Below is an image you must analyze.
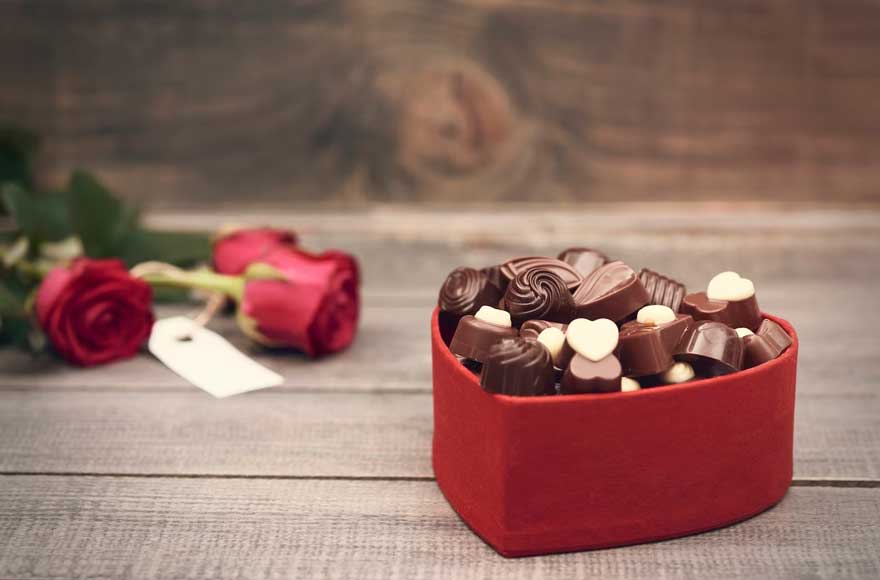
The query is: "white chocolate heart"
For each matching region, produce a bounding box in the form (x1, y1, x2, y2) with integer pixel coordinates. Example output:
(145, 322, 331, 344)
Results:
(566, 318, 619, 362)
(537, 327, 566, 366)
(621, 377, 641, 392)
(474, 305, 512, 328)
(735, 327, 754, 338)
(636, 304, 675, 326)
(662, 361, 695, 384)
(706, 271, 755, 301)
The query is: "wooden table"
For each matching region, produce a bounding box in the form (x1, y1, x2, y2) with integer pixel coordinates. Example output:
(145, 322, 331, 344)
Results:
(1, 206, 878, 579)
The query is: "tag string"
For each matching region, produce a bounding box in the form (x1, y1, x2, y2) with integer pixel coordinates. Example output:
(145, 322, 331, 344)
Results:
(131, 261, 228, 335)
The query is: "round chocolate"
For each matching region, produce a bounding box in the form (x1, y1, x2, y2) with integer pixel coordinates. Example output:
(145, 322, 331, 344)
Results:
(500, 257, 583, 290)
(560, 354, 622, 394)
(480, 338, 556, 397)
(572, 261, 650, 322)
(639, 268, 687, 313)
(504, 268, 576, 326)
(557, 247, 608, 278)
(438, 267, 502, 317)
(449, 315, 518, 363)
(674, 321, 744, 376)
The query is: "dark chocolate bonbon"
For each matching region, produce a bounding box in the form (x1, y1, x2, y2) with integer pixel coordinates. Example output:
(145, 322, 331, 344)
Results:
(639, 268, 687, 313)
(681, 292, 762, 333)
(520, 320, 568, 340)
(742, 319, 792, 368)
(674, 321, 744, 376)
(449, 314, 518, 363)
(481, 338, 556, 396)
(557, 247, 608, 278)
(500, 257, 583, 290)
(504, 268, 575, 326)
(560, 354, 622, 394)
(617, 314, 693, 377)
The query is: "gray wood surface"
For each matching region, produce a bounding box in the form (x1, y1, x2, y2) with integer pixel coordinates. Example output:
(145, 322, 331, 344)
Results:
(0, 478, 878, 580)
(0, 206, 878, 578)
(3, 2, 880, 204)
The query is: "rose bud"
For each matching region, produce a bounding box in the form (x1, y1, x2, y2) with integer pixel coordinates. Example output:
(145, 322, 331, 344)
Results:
(212, 227, 298, 276)
(144, 247, 360, 358)
(35, 259, 154, 366)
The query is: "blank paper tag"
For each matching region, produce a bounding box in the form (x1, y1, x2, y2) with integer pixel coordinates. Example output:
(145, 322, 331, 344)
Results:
(149, 316, 283, 398)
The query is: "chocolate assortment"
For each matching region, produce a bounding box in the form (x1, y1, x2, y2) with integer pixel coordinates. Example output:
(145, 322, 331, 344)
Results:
(438, 252, 791, 396)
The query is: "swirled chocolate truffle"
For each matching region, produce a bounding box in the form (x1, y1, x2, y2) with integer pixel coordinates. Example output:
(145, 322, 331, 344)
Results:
(504, 268, 575, 326)
(500, 257, 583, 290)
(438, 267, 502, 317)
(639, 268, 687, 313)
(480, 338, 556, 396)
(437, 267, 503, 343)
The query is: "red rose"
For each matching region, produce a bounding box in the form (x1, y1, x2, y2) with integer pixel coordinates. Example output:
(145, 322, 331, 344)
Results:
(213, 228, 298, 275)
(236, 247, 360, 357)
(35, 259, 154, 366)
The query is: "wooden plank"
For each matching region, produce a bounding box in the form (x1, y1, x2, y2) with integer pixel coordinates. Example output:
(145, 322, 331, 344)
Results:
(0, 390, 876, 481)
(0, 477, 877, 579)
(2, 2, 880, 204)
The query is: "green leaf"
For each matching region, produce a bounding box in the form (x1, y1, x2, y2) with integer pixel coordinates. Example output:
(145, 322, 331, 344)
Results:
(1, 183, 72, 243)
(0, 125, 38, 193)
(0, 278, 25, 318)
(68, 170, 139, 257)
(117, 228, 212, 268)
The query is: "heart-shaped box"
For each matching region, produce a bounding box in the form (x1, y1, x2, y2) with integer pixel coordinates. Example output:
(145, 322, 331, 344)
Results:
(431, 308, 798, 557)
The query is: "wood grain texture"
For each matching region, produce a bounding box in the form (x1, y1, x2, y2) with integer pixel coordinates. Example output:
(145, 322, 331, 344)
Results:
(2, 2, 880, 204)
(0, 389, 876, 481)
(0, 477, 878, 579)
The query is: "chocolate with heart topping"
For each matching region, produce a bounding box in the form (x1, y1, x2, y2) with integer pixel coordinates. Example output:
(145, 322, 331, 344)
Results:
(572, 261, 650, 322)
(680, 291, 762, 332)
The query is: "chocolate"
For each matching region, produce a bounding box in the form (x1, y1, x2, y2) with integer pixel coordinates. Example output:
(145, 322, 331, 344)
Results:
(674, 321, 744, 376)
(572, 261, 650, 322)
(638, 268, 686, 313)
(438, 267, 503, 317)
(504, 269, 576, 326)
(680, 292, 762, 332)
(449, 315, 518, 363)
(519, 319, 567, 340)
(557, 247, 608, 278)
(742, 319, 792, 368)
(500, 257, 583, 290)
(480, 338, 556, 396)
(617, 314, 694, 377)
(480, 264, 509, 295)
(560, 354, 622, 394)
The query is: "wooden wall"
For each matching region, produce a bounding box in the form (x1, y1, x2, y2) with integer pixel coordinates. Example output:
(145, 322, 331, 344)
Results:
(1, 0, 879, 206)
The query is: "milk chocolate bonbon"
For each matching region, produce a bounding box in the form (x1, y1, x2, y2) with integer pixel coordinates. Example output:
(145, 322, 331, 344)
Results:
(500, 257, 583, 290)
(617, 313, 693, 377)
(557, 247, 608, 278)
(639, 268, 687, 313)
(741, 319, 792, 368)
(572, 261, 650, 322)
(560, 354, 622, 394)
(449, 315, 518, 363)
(504, 268, 576, 326)
(481, 338, 556, 396)
(681, 292, 762, 332)
(675, 321, 744, 376)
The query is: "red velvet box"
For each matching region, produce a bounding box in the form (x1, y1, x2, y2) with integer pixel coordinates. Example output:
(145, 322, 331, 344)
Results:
(431, 308, 798, 557)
